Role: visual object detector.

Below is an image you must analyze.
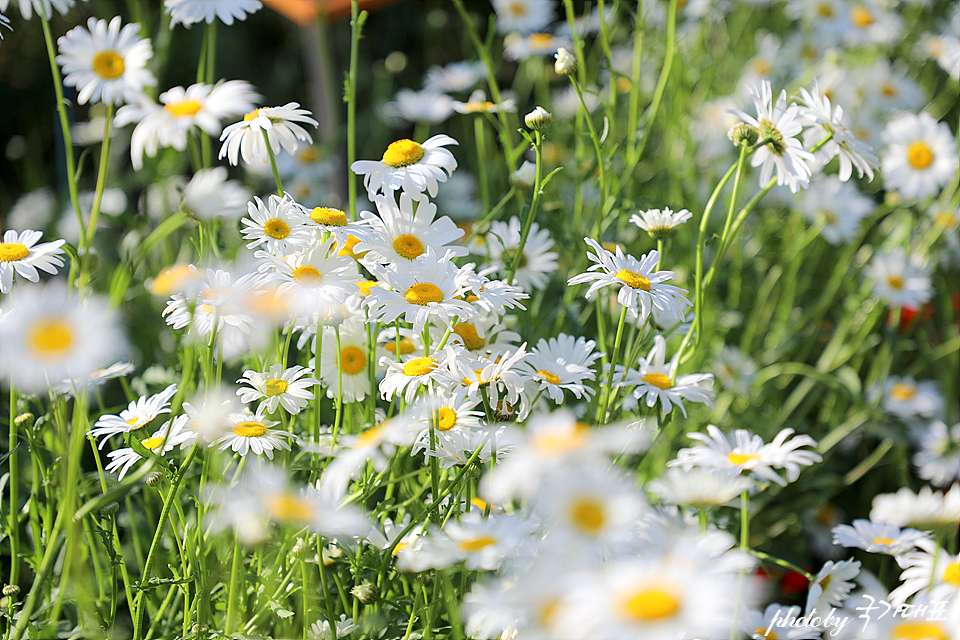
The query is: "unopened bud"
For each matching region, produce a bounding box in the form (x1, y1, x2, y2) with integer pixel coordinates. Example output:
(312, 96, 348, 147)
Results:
(291, 537, 311, 558)
(3, 585, 20, 597)
(509, 161, 536, 190)
(728, 122, 759, 148)
(350, 581, 377, 603)
(554, 47, 577, 76)
(321, 545, 343, 566)
(146, 472, 166, 487)
(524, 106, 552, 131)
(100, 502, 120, 517)
(14, 413, 34, 428)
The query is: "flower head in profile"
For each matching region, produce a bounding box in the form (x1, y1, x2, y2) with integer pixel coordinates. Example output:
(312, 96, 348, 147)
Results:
(89, 383, 179, 445)
(4, 0, 77, 20)
(351, 134, 458, 199)
(831, 519, 929, 556)
(0, 229, 66, 294)
(105, 414, 196, 480)
(524, 333, 602, 403)
(484, 217, 558, 292)
(630, 208, 693, 240)
(670, 424, 822, 486)
(491, 0, 556, 34)
(219, 103, 318, 167)
(730, 80, 815, 193)
(56, 16, 156, 105)
(796, 81, 879, 182)
(568, 238, 689, 323)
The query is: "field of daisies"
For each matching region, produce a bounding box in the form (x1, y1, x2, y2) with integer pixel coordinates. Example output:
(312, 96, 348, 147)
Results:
(1, 0, 959, 638)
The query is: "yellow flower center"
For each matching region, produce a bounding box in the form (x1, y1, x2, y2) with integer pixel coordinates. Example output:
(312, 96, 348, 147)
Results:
(458, 536, 497, 552)
(616, 269, 651, 291)
(340, 346, 367, 375)
(850, 5, 874, 27)
(92, 50, 125, 80)
(233, 421, 267, 437)
(292, 265, 323, 286)
(266, 493, 314, 523)
(461, 101, 495, 113)
(816, 1, 834, 17)
(907, 141, 934, 170)
(164, 100, 203, 117)
(384, 337, 416, 355)
(356, 422, 387, 447)
(570, 498, 606, 535)
(140, 437, 164, 451)
(880, 82, 898, 98)
(890, 622, 948, 640)
(508, 1, 527, 16)
(890, 382, 917, 401)
(298, 146, 320, 163)
(263, 218, 291, 239)
(872, 537, 895, 546)
(528, 33, 554, 46)
(310, 207, 348, 226)
(382, 139, 425, 167)
(149, 264, 195, 296)
(393, 234, 425, 260)
(435, 407, 457, 431)
(0, 243, 29, 262)
(453, 323, 484, 351)
(403, 357, 437, 377)
(642, 373, 672, 389)
(943, 560, 960, 587)
(264, 379, 288, 396)
(728, 452, 761, 466)
(126, 417, 140, 426)
(357, 280, 379, 296)
(755, 629, 778, 640)
(751, 59, 773, 77)
(531, 422, 590, 455)
(404, 282, 444, 305)
(620, 588, 681, 621)
(244, 108, 262, 121)
(537, 369, 561, 385)
(338, 235, 366, 258)
(28, 319, 74, 356)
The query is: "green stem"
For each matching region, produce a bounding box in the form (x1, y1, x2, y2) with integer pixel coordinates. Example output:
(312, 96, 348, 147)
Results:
(597, 305, 628, 424)
(262, 129, 285, 196)
(634, 0, 677, 162)
(7, 386, 19, 588)
(346, 1, 365, 220)
(506, 132, 543, 285)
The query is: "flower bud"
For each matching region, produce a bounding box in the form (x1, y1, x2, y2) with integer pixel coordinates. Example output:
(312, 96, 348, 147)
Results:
(14, 413, 34, 428)
(727, 122, 759, 148)
(524, 106, 552, 131)
(146, 472, 166, 487)
(3, 585, 20, 597)
(291, 537, 312, 559)
(351, 581, 377, 603)
(100, 502, 120, 517)
(554, 47, 577, 76)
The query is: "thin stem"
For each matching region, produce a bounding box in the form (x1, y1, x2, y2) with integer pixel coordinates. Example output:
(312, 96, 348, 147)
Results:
(262, 129, 285, 196)
(597, 305, 629, 424)
(507, 132, 543, 285)
(346, 0, 365, 220)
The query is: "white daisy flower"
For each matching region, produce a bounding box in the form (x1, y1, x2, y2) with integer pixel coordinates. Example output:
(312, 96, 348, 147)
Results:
(881, 111, 959, 201)
(451, 89, 517, 115)
(236, 364, 318, 415)
(620, 335, 715, 417)
(458, 264, 529, 315)
(316, 316, 377, 403)
(842, 0, 903, 48)
(356, 192, 467, 266)
(568, 237, 689, 323)
(870, 485, 960, 536)
(483, 217, 559, 292)
(805, 558, 860, 615)
(731, 80, 815, 193)
(670, 424, 822, 486)
(88, 383, 178, 445)
(364, 247, 476, 334)
(382, 88, 455, 125)
(56, 16, 156, 106)
(219, 103, 318, 167)
(397, 512, 530, 572)
(241, 194, 314, 256)
(796, 81, 879, 182)
(379, 348, 453, 404)
(182, 167, 251, 220)
(490, 0, 556, 34)
(51, 361, 136, 397)
(308, 615, 358, 640)
(887, 538, 960, 607)
(914, 421, 960, 487)
(2, 0, 77, 20)
(865, 248, 932, 309)
(798, 175, 874, 245)
(712, 345, 758, 396)
(104, 414, 195, 480)
(164, 0, 263, 27)
(524, 333, 602, 403)
(216, 410, 293, 458)
(648, 467, 755, 508)
(256, 237, 361, 314)
(443, 315, 521, 357)
(503, 32, 573, 62)
(879, 375, 943, 421)
(831, 519, 929, 555)
(740, 604, 823, 640)
(0, 283, 125, 394)
(350, 134, 458, 199)
(302, 205, 374, 249)
(116, 80, 260, 170)
(413, 422, 507, 469)
(423, 60, 486, 94)
(444, 343, 531, 415)
(630, 207, 693, 240)
(0, 229, 66, 294)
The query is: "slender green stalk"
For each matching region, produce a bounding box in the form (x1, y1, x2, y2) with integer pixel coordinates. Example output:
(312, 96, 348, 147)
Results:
(596, 305, 629, 424)
(80, 103, 115, 289)
(262, 129, 285, 196)
(7, 386, 20, 588)
(635, 0, 677, 161)
(346, 1, 366, 220)
(506, 132, 543, 285)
